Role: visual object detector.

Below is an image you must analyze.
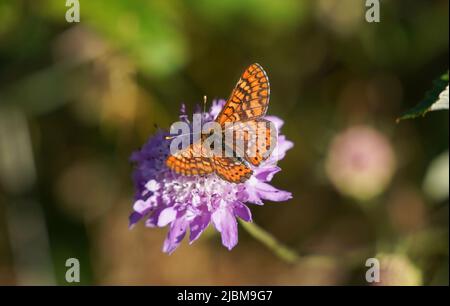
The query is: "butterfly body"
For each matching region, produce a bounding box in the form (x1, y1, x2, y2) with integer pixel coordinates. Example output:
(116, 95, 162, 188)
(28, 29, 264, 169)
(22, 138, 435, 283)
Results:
(166, 63, 273, 183)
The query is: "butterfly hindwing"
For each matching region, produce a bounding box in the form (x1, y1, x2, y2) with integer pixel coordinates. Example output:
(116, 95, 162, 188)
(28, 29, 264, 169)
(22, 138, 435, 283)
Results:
(212, 156, 253, 183)
(166, 142, 214, 176)
(166, 144, 252, 182)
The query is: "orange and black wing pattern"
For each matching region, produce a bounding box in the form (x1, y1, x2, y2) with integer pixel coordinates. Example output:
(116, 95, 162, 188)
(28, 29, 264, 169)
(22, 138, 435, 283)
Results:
(216, 63, 270, 125)
(231, 119, 276, 167)
(166, 144, 252, 182)
(166, 142, 214, 176)
(235, 118, 277, 166)
(166, 63, 272, 183)
(212, 156, 253, 183)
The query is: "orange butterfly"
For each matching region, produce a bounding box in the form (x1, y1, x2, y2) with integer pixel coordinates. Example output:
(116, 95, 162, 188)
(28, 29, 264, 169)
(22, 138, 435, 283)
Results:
(166, 63, 274, 183)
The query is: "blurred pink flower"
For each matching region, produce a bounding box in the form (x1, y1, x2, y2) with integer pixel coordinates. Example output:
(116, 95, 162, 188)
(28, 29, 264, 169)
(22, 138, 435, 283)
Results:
(374, 254, 422, 285)
(325, 126, 396, 201)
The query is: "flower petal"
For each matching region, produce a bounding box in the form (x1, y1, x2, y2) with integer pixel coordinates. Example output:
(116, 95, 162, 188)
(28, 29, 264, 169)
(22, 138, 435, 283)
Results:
(265, 116, 284, 130)
(129, 211, 143, 229)
(212, 205, 238, 250)
(233, 202, 252, 222)
(256, 182, 293, 202)
(179, 103, 190, 123)
(163, 216, 188, 254)
(189, 213, 211, 243)
(245, 186, 265, 205)
(145, 207, 162, 228)
(210, 99, 226, 119)
(254, 166, 281, 182)
(157, 206, 178, 227)
(244, 177, 265, 205)
(273, 135, 294, 161)
(145, 179, 160, 192)
(133, 199, 151, 214)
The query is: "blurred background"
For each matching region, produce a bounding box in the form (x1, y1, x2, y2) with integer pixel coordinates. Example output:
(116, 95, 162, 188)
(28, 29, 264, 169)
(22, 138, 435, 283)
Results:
(0, 0, 448, 285)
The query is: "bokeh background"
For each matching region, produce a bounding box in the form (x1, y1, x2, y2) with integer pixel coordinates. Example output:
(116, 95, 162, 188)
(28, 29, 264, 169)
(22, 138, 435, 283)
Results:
(0, 0, 448, 285)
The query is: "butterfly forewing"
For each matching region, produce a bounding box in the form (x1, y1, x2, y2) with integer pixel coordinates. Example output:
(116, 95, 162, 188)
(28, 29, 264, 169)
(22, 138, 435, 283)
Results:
(227, 119, 276, 166)
(216, 63, 270, 125)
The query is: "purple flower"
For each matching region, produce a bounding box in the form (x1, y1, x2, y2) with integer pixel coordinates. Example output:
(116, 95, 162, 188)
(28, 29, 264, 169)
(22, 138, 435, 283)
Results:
(129, 100, 293, 254)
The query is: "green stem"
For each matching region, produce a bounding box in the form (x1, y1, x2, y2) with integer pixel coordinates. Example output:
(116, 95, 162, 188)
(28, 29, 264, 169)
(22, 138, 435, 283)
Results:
(239, 219, 300, 264)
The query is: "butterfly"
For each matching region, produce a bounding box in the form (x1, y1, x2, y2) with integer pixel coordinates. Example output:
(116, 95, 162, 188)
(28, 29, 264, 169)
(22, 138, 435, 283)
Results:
(166, 63, 275, 183)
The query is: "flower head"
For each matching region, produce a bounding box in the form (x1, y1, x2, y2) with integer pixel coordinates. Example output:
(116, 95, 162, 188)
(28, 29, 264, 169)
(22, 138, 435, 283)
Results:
(325, 125, 396, 202)
(129, 100, 293, 253)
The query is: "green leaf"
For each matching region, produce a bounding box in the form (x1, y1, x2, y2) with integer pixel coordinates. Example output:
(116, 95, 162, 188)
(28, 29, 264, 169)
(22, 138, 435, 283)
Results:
(397, 72, 449, 122)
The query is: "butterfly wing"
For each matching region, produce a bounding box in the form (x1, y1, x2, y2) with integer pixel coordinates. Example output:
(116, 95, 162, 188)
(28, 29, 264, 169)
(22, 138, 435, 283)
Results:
(212, 156, 253, 183)
(224, 119, 276, 167)
(216, 63, 270, 125)
(166, 143, 252, 183)
(166, 141, 214, 176)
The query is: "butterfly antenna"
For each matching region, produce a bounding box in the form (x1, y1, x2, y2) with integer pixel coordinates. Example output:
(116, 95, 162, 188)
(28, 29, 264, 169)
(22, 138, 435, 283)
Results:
(165, 133, 188, 140)
(203, 95, 207, 112)
(202, 95, 208, 127)
(165, 131, 196, 140)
